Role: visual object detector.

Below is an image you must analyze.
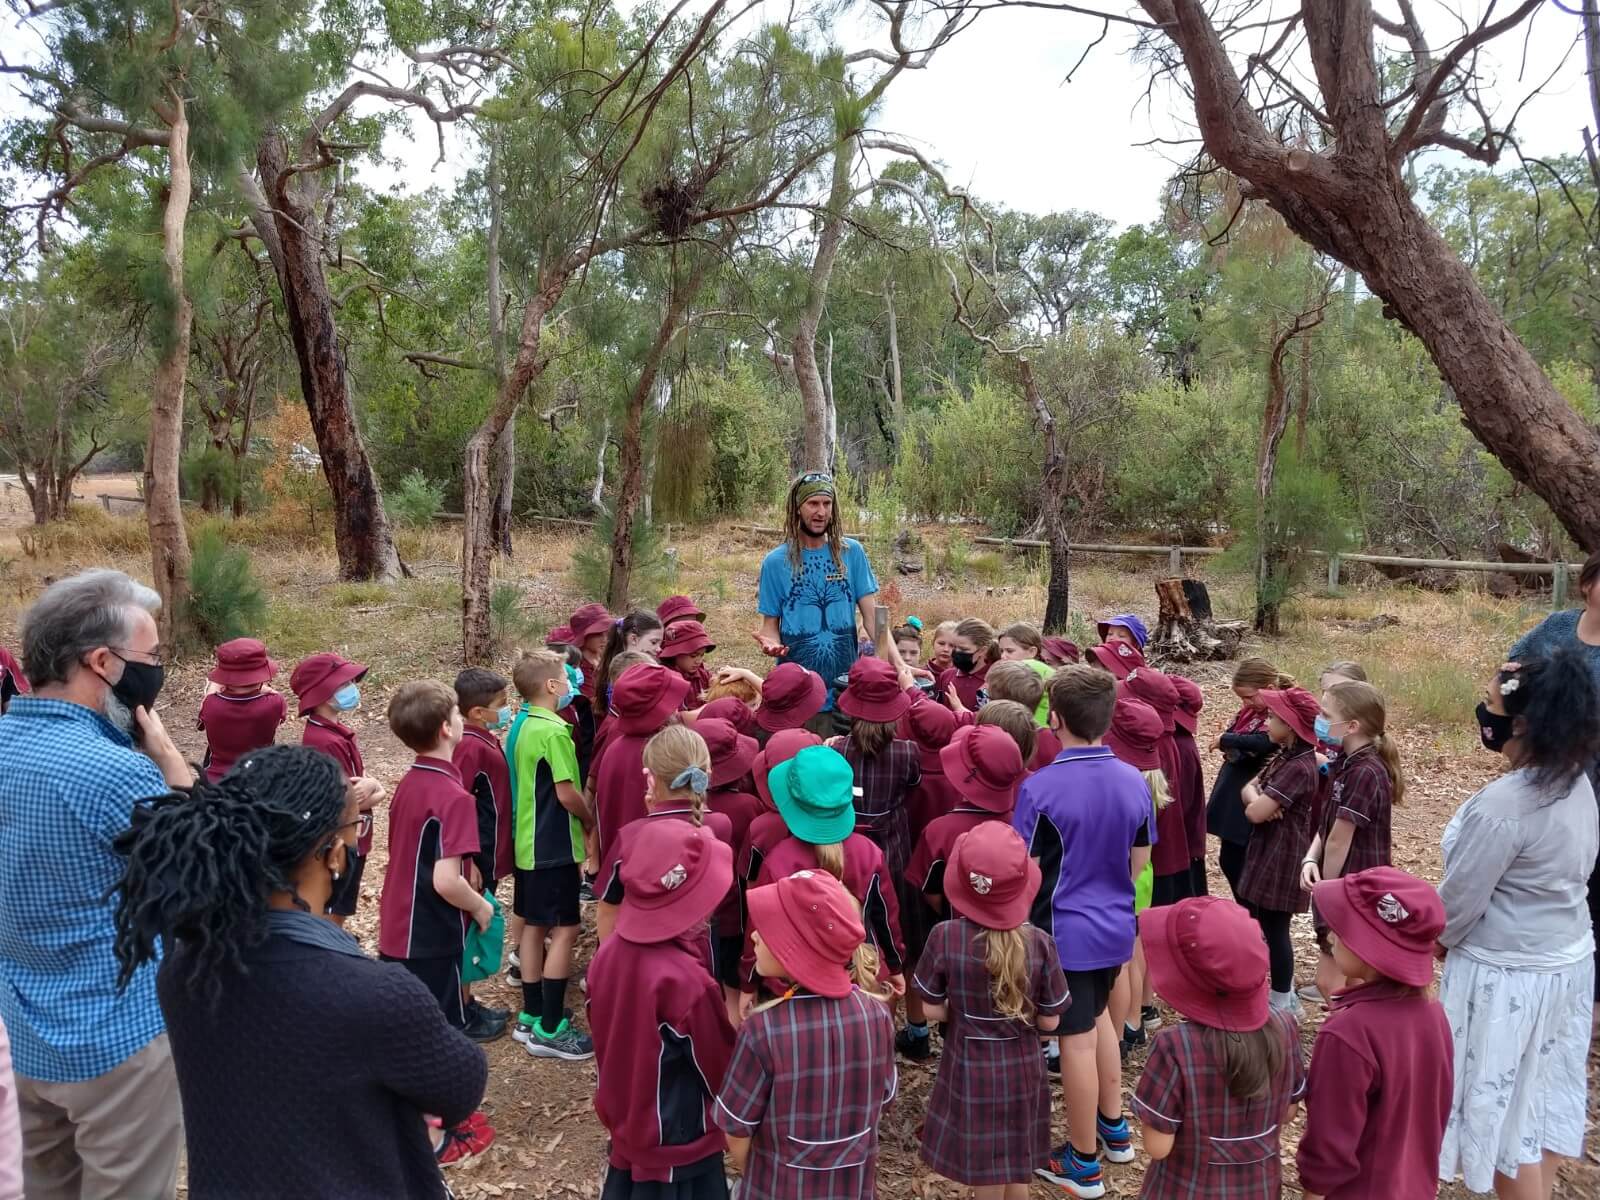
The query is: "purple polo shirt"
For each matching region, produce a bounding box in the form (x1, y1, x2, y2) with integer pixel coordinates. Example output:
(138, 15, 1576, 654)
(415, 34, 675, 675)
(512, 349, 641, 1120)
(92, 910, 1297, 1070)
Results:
(1013, 745, 1151, 971)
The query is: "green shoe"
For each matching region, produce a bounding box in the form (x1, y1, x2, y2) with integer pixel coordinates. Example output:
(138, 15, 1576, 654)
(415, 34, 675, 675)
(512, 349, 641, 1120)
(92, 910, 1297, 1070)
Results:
(521, 1016, 594, 1061)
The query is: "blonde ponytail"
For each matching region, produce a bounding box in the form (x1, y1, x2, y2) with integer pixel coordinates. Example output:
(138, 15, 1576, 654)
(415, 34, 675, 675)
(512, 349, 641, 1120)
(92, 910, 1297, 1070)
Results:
(813, 841, 846, 880)
(1144, 768, 1172, 811)
(984, 926, 1033, 1021)
(643, 725, 711, 824)
(1233, 657, 1293, 691)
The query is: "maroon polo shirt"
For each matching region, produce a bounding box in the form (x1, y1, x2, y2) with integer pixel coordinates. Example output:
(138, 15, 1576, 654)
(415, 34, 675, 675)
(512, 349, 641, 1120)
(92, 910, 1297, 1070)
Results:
(1151, 733, 1191, 877)
(588, 931, 735, 1181)
(302, 716, 370, 853)
(740, 809, 789, 885)
(906, 807, 1006, 901)
(1029, 726, 1061, 773)
(377, 758, 480, 961)
(935, 663, 988, 712)
(198, 689, 286, 784)
(1297, 980, 1453, 1200)
(600, 807, 736, 907)
(1171, 727, 1207, 863)
(707, 786, 762, 854)
(452, 724, 514, 884)
(593, 729, 654, 892)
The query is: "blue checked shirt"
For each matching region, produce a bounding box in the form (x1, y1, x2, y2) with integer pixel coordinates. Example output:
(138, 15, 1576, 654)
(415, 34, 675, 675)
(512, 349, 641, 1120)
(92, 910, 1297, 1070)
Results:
(0, 697, 169, 1082)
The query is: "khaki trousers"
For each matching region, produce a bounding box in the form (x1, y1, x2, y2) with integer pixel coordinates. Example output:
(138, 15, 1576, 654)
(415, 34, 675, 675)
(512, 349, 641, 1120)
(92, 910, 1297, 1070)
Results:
(16, 1036, 181, 1200)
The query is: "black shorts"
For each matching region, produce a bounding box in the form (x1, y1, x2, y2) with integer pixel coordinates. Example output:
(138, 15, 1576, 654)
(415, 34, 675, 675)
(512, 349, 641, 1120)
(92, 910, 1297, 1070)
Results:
(383, 953, 465, 1028)
(601, 1151, 727, 1200)
(327, 850, 368, 917)
(514, 863, 581, 927)
(715, 934, 743, 989)
(1059, 965, 1121, 1036)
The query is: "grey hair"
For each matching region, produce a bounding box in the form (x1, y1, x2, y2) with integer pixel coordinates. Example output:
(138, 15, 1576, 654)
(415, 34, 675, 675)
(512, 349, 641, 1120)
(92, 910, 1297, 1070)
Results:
(21, 569, 162, 686)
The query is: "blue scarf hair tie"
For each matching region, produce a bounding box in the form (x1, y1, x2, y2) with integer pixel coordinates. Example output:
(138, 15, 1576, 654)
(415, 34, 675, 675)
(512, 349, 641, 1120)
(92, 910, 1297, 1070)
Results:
(670, 765, 710, 795)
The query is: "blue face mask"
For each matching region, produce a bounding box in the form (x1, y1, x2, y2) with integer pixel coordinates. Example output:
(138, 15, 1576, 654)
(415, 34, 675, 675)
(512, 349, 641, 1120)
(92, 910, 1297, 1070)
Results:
(332, 683, 361, 712)
(557, 664, 580, 710)
(1313, 714, 1341, 746)
(493, 706, 513, 731)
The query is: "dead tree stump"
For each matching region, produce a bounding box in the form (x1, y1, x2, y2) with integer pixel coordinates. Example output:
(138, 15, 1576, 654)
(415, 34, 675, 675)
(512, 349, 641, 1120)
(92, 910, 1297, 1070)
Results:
(1151, 577, 1247, 663)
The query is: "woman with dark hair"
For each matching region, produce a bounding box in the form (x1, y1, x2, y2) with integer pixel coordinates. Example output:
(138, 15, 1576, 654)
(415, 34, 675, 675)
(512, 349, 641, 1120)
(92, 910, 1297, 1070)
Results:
(113, 745, 488, 1199)
(1438, 651, 1600, 1200)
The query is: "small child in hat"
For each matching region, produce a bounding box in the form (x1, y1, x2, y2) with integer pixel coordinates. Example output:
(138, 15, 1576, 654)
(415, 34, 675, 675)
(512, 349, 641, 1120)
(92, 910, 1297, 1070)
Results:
(742, 745, 905, 1013)
(1298, 867, 1451, 1200)
(751, 663, 826, 747)
(198, 638, 286, 784)
(715, 870, 896, 1199)
(290, 652, 385, 924)
(1098, 614, 1149, 653)
(1237, 686, 1323, 1012)
(1122, 668, 1194, 908)
(1086, 639, 1146, 681)
(660, 619, 717, 706)
(588, 821, 737, 1200)
(901, 721, 1029, 1064)
(827, 657, 920, 878)
(1167, 675, 1208, 899)
(1041, 636, 1080, 667)
(698, 718, 761, 1006)
(594, 611, 665, 720)
(656, 594, 705, 630)
(915, 823, 1069, 1192)
(1131, 897, 1307, 1200)
(738, 729, 823, 886)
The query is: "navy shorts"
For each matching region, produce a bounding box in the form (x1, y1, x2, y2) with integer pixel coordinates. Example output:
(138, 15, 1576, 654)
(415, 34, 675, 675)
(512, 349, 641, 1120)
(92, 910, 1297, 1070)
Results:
(514, 863, 581, 927)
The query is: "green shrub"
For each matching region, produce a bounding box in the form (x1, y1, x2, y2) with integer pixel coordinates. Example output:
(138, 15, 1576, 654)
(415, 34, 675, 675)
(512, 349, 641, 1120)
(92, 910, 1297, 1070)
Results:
(653, 364, 794, 522)
(938, 533, 973, 580)
(389, 470, 445, 528)
(188, 527, 267, 645)
(571, 512, 677, 606)
(490, 582, 540, 652)
(970, 551, 1008, 587)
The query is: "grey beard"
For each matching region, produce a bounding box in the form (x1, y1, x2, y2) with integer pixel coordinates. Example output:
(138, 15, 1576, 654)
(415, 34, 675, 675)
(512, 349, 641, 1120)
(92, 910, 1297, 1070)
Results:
(104, 689, 135, 735)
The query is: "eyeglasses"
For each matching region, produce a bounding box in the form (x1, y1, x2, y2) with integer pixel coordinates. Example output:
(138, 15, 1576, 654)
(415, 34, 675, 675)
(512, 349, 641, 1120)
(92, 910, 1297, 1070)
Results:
(338, 812, 373, 840)
(110, 646, 166, 667)
(796, 471, 833, 485)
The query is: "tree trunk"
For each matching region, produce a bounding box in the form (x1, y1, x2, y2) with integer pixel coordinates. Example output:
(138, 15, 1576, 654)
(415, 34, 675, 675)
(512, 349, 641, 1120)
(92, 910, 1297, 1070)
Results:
(486, 142, 515, 558)
(463, 281, 566, 664)
(884, 283, 903, 446)
(1144, 0, 1600, 553)
(793, 138, 854, 471)
(1253, 313, 1319, 636)
(590, 417, 610, 513)
(25, 471, 49, 526)
(256, 132, 401, 581)
(1020, 358, 1071, 633)
(608, 273, 704, 611)
(148, 96, 194, 647)
(1294, 327, 1311, 458)
(232, 388, 256, 520)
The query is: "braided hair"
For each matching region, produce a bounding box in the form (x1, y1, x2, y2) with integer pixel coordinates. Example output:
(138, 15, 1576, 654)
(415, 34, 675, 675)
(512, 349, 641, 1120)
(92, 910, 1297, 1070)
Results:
(112, 744, 349, 1005)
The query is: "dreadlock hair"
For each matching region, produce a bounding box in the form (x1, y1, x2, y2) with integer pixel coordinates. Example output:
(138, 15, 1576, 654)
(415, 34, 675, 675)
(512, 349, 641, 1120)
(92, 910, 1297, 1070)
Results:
(642, 725, 710, 825)
(984, 926, 1035, 1021)
(112, 745, 348, 1006)
(597, 610, 664, 702)
(783, 475, 844, 574)
(1202, 1024, 1288, 1101)
(1494, 648, 1600, 799)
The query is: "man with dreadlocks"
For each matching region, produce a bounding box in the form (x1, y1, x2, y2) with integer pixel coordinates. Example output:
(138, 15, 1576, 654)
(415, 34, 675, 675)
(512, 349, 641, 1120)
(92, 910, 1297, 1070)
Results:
(755, 472, 879, 722)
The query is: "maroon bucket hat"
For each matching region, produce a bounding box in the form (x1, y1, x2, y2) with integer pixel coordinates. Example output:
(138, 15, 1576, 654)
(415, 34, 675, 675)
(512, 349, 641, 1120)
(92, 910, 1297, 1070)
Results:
(611, 663, 691, 736)
(938, 724, 1026, 812)
(289, 653, 368, 717)
(210, 638, 278, 687)
(614, 822, 734, 945)
(1140, 897, 1270, 1033)
(944, 822, 1041, 931)
(697, 717, 759, 789)
(657, 595, 706, 626)
(755, 663, 826, 734)
(836, 657, 911, 725)
(1105, 695, 1162, 772)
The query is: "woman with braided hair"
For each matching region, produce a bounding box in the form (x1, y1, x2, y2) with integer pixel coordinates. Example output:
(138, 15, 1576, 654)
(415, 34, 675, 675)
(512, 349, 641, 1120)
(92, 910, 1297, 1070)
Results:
(112, 745, 488, 1198)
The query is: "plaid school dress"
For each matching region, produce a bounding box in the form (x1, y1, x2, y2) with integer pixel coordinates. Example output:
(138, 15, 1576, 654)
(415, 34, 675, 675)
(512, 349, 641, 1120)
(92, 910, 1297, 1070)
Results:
(912, 918, 1069, 1185)
(1237, 747, 1319, 915)
(1318, 744, 1392, 876)
(827, 736, 921, 876)
(1132, 1012, 1306, 1199)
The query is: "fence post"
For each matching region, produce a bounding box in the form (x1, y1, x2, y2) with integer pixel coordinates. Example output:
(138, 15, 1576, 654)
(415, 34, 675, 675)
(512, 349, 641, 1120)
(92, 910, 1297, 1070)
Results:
(1553, 564, 1569, 610)
(1326, 554, 1341, 593)
(1168, 545, 1182, 575)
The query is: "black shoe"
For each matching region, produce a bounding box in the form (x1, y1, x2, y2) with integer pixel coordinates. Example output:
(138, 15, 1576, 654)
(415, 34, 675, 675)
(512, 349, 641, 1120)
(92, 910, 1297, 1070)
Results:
(1122, 1022, 1146, 1049)
(895, 1026, 933, 1062)
(579, 879, 597, 903)
(462, 1009, 507, 1043)
(1141, 1004, 1161, 1031)
(470, 999, 511, 1024)
(1044, 1045, 1061, 1076)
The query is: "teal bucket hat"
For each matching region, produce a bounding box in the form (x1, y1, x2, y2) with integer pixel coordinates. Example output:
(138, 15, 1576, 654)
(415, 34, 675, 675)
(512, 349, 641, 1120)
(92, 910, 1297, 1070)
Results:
(767, 745, 857, 845)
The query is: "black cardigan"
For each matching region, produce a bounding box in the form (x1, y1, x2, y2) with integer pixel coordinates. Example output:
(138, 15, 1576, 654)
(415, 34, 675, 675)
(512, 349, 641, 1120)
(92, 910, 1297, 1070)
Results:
(1204, 729, 1277, 847)
(158, 927, 487, 1199)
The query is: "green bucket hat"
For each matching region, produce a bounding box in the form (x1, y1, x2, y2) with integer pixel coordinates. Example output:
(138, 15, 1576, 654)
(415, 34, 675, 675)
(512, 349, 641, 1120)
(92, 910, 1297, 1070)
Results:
(767, 745, 857, 845)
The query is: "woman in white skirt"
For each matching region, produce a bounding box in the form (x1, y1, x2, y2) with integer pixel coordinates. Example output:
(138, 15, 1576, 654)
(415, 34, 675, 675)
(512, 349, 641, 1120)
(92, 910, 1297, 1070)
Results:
(1438, 649, 1600, 1200)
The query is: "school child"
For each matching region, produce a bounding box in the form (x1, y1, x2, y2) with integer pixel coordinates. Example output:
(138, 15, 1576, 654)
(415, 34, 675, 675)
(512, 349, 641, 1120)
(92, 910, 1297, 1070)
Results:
(1086, 639, 1145, 680)
(1299, 680, 1401, 1005)
(1298, 868, 1452, 1200)
(589, 821, 737, 1200)
(699, 717, 762, 997)
(1041, 636, 1080, 667)
(595, 611, 665, 712)
(452, 667, 515, 1022)
(377, 681, 500, 1040)
(999, 622, 1055, 724)
(657, 593, 705, 630)
(915, 822, 1070, 1194)
(1098, 614, 1148, 652)
(714, 869, 897, 1200)
(1237, 686, 1323, 1013)
(566, 601, 613, 780)
(291, 652, 386, 923)
(198, 637, 286, 783)
(898, 685, 961, 841)
(660, 619, 718, 706)
(545, 622, 574, 650)
(894, 618, 924, 667)
(928, 619, 960, 676)
(1206, 658, 1292, 901)
(0, 640, 28, 711)
(983, 663, 1059, 765)
(1123, 669, 1194, 906)
(744, 745, 905, 1005)
(1168, 675, 1208, 899)
(1103, 694, 1168, 1054)
(588, 649, 658, 794)
(739, 728, 824, 884)
(1014, 666, 1151, 1197)
(902, 724, 1028, 1063)
(1304, 662, 1367, 846)
(751, 661, 825, 746)
(939, 617, 999, 711)
(829, 656, 920, 877)
(974, 697, 1041, 771)
(1132, 897, 1307, 1199)
(698, 694, 758, 737)
(503, 649, 595, 1058)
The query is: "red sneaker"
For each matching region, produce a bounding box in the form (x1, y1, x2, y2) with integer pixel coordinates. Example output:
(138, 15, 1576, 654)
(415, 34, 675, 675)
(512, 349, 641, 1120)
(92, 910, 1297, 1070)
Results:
(436, 1120, 496, 1167)
(458, 1111, 491, 1133)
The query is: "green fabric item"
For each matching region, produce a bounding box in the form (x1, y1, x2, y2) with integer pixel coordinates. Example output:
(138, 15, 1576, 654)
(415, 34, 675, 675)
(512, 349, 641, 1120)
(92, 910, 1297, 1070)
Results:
(768, 745, 857, 844)
(461, 890, 505, 984)
(794, 477, 835, 505)
(1134, 862, 1154, 913)
(506, 704, 583, 869)
(1024, 658, 1054, 726)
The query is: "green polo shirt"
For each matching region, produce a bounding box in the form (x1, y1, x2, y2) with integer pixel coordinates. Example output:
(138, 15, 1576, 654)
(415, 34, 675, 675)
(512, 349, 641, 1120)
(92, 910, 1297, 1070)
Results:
(506, 705, 583, 870)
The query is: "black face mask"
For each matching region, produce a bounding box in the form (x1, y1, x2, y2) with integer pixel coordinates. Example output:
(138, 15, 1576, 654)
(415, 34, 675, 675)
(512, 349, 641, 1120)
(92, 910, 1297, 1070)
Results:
(325, 845, 362, 915)
(951, 649, 977, 673)
(1476, 702, 1515, 754)
(109, 654, 164, 713)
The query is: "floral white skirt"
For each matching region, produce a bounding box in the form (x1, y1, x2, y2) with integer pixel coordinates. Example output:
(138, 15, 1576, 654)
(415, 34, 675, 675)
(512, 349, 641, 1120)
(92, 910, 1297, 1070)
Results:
(1438, 952, 1595, 1192)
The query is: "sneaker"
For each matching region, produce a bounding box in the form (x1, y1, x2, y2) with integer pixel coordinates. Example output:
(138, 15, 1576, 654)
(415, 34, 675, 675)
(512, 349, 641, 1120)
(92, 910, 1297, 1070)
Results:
(522, 1016, 594, 1060)
(1121, 1022, 1146, 1049)
(895, 1026, 933, 1062)
(436, 1120, 495, 1166)
(513, 1010, 572, 1044)
(505, 951, 522, 986)
(1268, 988, 1304, 1017)
(462, 1008, 507, 1043)
(1036, 1145, 1105, 1198)
(469, 999, 511, 1024)
(579, 878, 598, 903)
(1043, 1042, 1060, 1076)
(1141, 1004, 1161, 1031)
(1096, 1115, 1136, 1164)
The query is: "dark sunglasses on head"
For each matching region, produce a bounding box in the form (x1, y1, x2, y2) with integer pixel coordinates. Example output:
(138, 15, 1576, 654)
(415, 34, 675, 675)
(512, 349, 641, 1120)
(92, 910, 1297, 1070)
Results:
(796, 471, 833, 485)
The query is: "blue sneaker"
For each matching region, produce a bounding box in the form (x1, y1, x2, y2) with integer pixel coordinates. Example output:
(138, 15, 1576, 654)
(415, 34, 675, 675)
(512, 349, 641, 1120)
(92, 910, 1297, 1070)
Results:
(1036, 1144, 1106, 1197)
(1097, 1114, 1136, 1164)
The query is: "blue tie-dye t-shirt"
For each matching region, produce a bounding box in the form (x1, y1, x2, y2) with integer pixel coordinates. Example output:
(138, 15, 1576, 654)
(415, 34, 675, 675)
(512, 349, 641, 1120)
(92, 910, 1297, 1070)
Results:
(757, 538, 879, 710)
